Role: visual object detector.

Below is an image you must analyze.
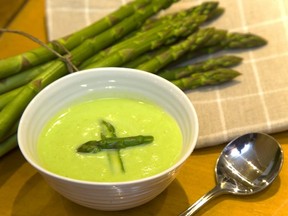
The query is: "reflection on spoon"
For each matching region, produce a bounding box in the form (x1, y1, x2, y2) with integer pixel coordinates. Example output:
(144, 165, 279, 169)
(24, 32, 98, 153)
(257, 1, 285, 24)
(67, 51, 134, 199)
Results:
(179, 132, 283, 216)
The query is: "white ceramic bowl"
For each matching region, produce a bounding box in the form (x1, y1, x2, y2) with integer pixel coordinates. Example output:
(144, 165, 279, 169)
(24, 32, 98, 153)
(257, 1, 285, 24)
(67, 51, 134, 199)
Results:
(18, 67, 199, 211)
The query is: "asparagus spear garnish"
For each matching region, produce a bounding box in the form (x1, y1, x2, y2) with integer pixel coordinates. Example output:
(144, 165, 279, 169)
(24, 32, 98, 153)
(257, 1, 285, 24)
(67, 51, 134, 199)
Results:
(100, 120, 125, 173)
(101, 120, 117, 138)
(0, 0, 152, 79)
(77, 135, 154, 154)
(1, 13, 197, 95)
(124, 28, 227, 69)
(172, 68, 241, 90)
(158, 55, 243, 80)
(0, 0, 179, 140)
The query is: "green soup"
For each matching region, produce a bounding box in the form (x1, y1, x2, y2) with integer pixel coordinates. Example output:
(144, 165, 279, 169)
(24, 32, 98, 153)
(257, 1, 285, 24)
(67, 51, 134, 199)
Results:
(37, 98, 183, 182)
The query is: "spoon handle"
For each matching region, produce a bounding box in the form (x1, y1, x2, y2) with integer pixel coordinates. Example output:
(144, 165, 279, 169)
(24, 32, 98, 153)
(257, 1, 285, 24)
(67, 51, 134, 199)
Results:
(179, 185, 224, 216)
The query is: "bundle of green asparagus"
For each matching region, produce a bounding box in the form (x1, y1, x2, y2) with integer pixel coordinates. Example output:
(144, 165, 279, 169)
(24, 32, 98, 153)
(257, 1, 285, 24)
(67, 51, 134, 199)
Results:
(0, 0, 267, 157)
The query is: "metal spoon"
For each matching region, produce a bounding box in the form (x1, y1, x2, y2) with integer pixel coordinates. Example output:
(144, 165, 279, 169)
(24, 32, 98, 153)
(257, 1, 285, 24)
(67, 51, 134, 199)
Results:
(180, 132, 283, 216)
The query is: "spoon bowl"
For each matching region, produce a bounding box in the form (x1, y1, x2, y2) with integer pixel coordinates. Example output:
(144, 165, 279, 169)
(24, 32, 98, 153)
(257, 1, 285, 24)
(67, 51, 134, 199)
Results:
(180, 132, 283, 216)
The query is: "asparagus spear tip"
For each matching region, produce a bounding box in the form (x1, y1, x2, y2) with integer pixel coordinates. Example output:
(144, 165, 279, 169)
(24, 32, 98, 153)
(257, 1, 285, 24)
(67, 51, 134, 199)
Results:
(172, 68, 241, 90)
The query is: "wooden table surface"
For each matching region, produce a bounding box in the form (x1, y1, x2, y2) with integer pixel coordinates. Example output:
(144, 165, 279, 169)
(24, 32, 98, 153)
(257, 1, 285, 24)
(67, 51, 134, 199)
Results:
(1, 1, 288, 215)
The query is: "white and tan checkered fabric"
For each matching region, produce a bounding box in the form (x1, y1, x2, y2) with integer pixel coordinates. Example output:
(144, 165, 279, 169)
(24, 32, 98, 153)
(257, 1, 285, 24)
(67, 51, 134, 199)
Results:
(45, 0, 288, 148)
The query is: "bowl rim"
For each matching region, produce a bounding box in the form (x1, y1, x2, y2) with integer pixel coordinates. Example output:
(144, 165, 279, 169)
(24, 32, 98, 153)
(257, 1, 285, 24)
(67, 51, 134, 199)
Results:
(18, 67, 199, 186)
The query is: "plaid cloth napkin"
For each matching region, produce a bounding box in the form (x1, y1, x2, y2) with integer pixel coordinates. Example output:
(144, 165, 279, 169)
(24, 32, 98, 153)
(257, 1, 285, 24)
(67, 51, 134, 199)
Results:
(45, 0, 288, 148)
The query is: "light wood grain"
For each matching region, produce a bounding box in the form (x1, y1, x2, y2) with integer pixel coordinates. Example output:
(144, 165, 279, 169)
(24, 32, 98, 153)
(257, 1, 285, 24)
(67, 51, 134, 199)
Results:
(0, 0, 27, 28)
(0, 0, 46, 58)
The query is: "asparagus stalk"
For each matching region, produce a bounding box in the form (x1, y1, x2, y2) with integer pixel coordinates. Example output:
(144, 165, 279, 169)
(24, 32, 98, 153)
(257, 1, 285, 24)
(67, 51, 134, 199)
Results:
(79, 20, 200, 69)
(0, 121, 18, 143)
(0, 62, 53, 94)
(185, 31, 268, 60)
(204, 7, 225, 23)
(225, 32, 268, 48)
(0, 30, 267, 110)
(128, 29, 266, 70)
(0, 30, 266, 108)
(124, 29, 227, 69)
(83, 18, 200, 69)
(80, 2, 219, 68)
(123, 47, 169, 68)
(172, 68, 241, 90)
(142, 1, 219, 31)
(0, 0, 182, 94)
(0, 0, 179, 140)
(0, 87, 23, 110)
(158, 55, 242, 80)
(0, 134, 18, 158)
(136, 28, 216, 73)
(78, 22, 186, 68)
(0, 80, 43, 141)
(122, 30, 258, 88)
(0, 1, 220, 93)
(0, 0, 152, 79)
